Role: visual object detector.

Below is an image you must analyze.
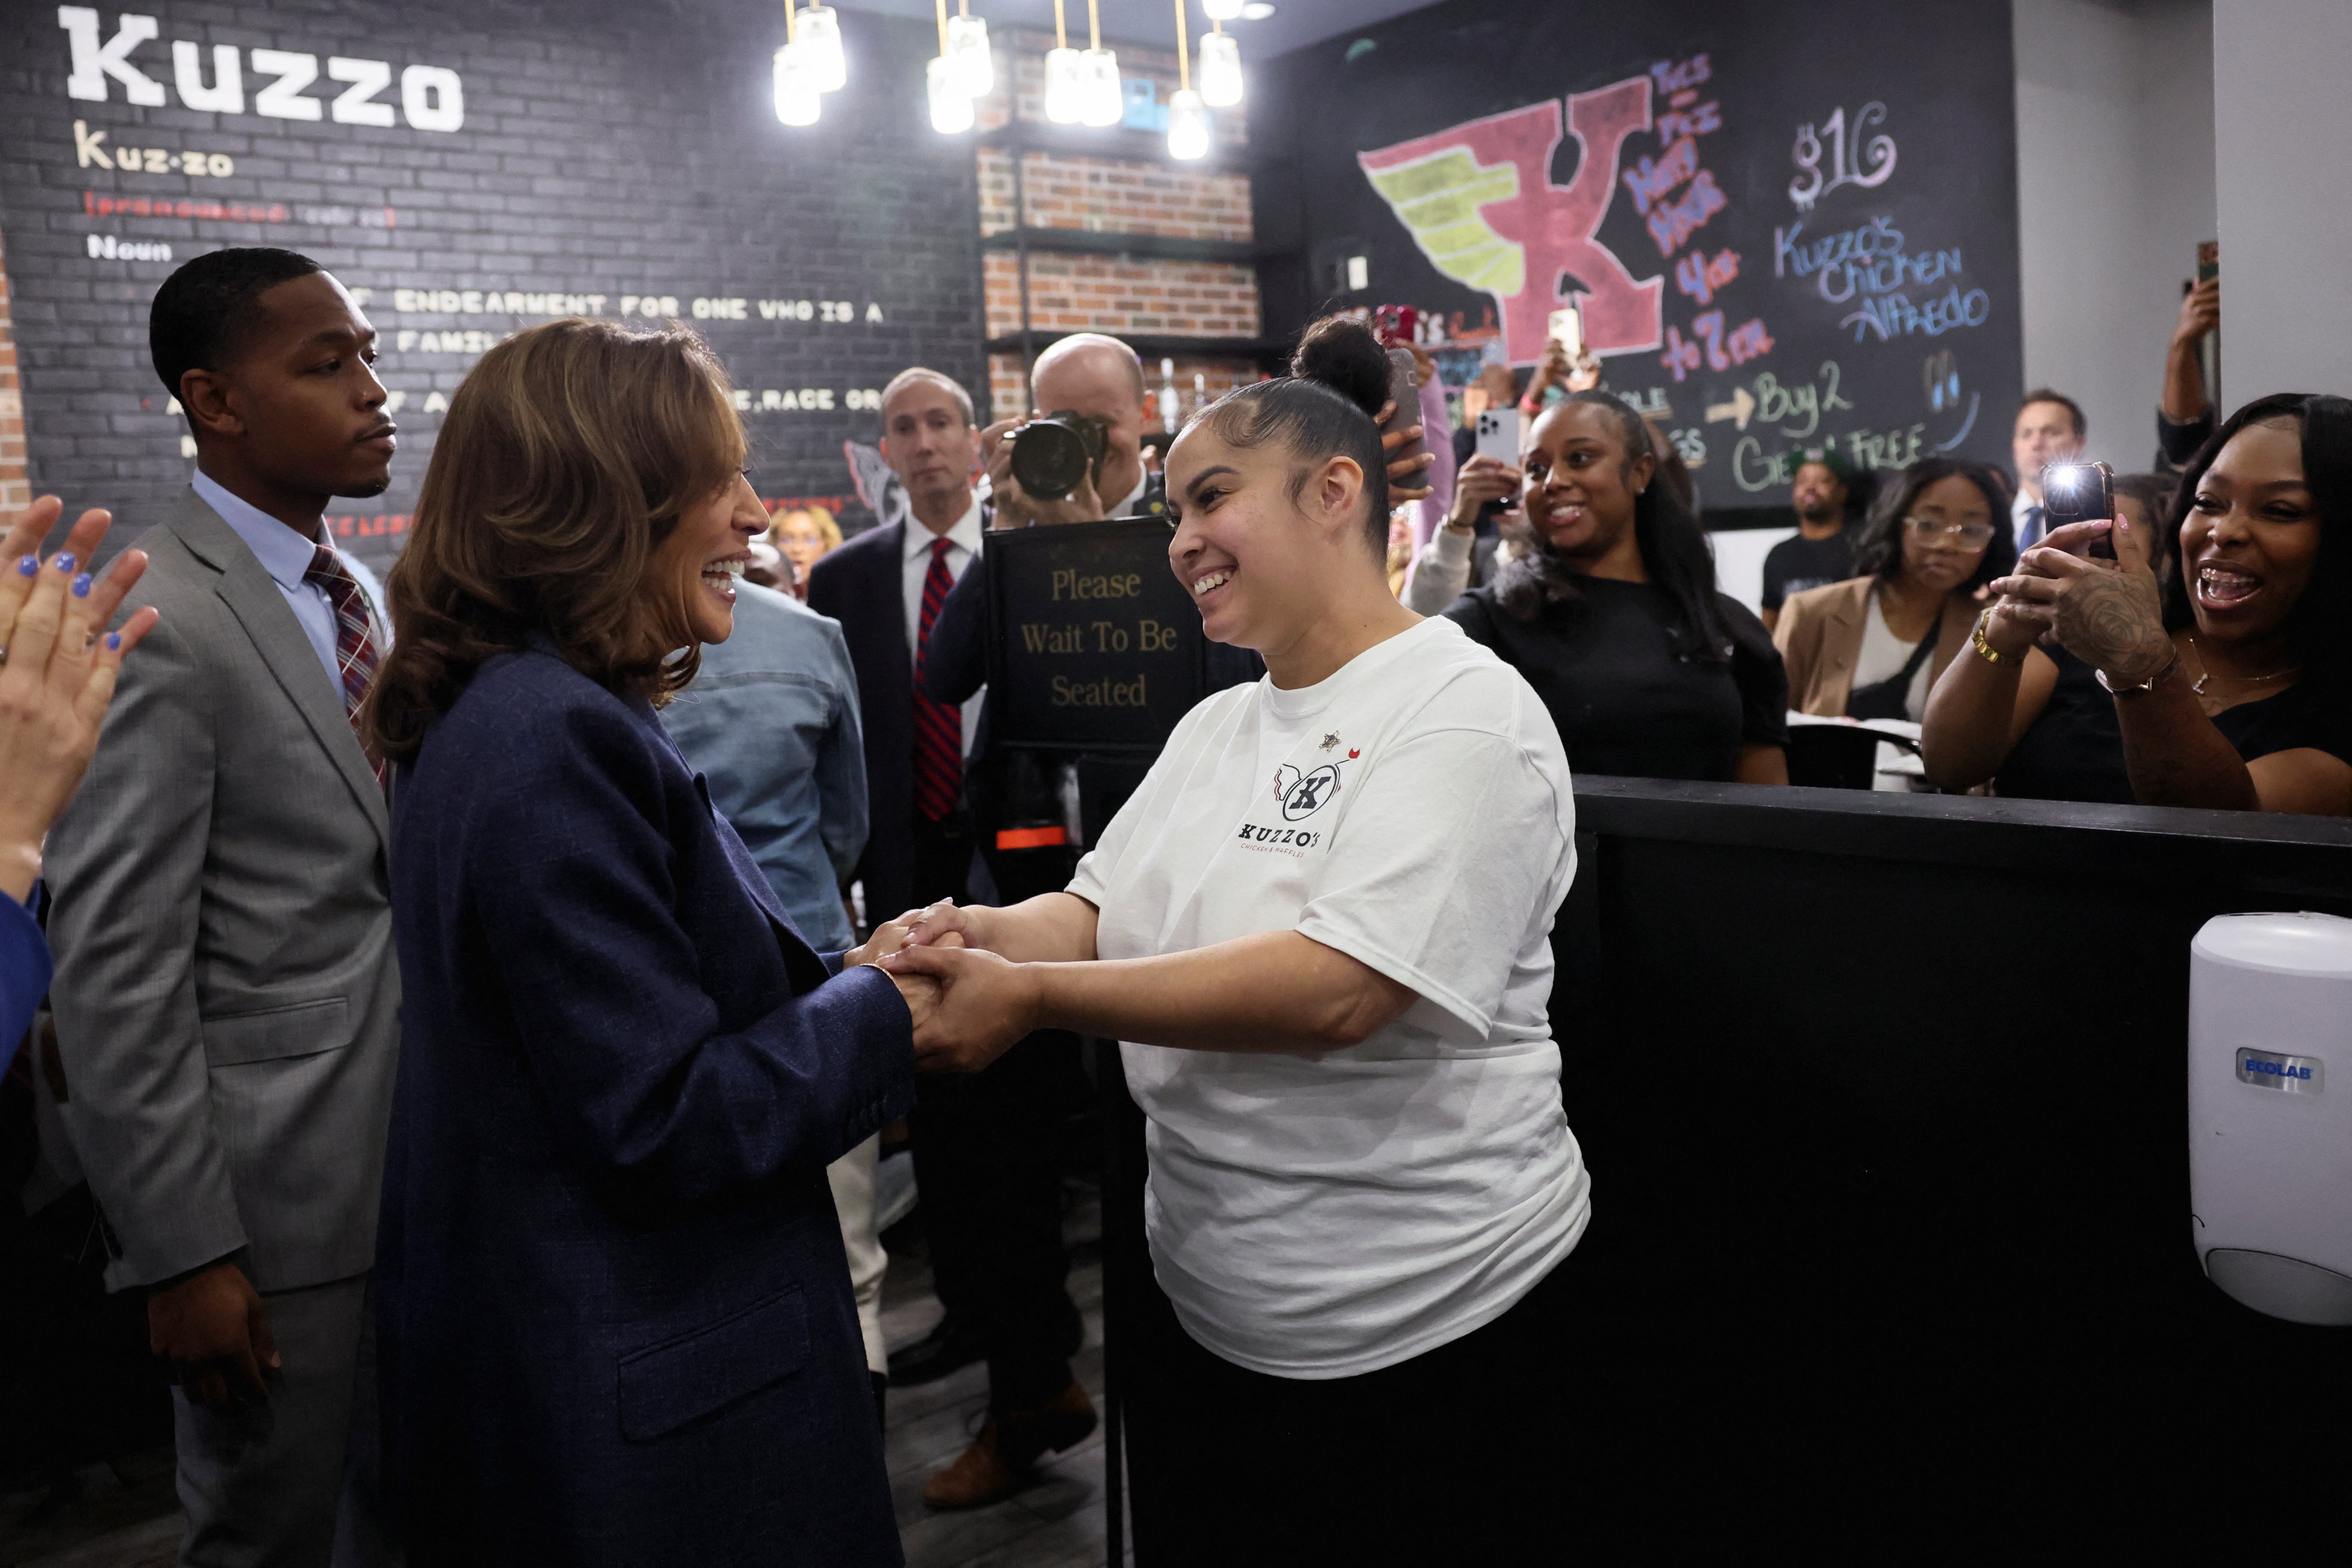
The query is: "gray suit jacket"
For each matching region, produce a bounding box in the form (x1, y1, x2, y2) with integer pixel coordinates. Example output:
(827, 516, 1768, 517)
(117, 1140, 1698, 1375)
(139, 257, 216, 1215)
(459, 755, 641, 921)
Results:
(47, 489, 399, 1294)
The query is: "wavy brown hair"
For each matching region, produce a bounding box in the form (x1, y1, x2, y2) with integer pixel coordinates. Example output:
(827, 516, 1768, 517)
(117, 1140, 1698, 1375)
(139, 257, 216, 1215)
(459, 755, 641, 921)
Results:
(363, 319, 747, 765)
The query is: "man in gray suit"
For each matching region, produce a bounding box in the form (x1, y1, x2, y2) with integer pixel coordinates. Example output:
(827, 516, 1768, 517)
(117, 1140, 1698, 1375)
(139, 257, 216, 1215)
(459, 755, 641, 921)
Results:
(45, 248, 400, 1567)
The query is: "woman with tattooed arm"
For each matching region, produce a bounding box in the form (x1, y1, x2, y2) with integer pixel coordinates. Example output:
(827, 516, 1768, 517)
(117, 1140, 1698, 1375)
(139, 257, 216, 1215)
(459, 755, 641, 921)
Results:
(1921, 393, 2352, 815)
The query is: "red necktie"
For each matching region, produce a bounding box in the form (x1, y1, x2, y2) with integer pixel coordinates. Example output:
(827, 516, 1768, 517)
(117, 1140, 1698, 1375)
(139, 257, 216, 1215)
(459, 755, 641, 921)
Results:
(913, 537, 962, 821)
(302, 543, 388, 787)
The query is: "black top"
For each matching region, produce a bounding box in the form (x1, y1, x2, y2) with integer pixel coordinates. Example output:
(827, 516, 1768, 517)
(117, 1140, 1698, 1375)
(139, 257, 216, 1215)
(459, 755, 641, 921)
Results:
(1446, 576, 1789, 782)
(1760, 529, 1856, 612)
(1997, 645, 2352, 803)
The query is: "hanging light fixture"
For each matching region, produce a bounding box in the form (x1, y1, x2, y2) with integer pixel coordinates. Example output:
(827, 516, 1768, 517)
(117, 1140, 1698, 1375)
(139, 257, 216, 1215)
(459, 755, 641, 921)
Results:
(1078, 0, 1123, 128)
(1198, 16, 1241, 107)
(1166, 0, 1209, 159)
(928, 0, 973, 133)
(774, 0, 821, 124)
(947, 0, 992, 98)
(1044, 0, 1084, 124)
(797, 2, 846, 92)
(1201, 0, 1244, 17)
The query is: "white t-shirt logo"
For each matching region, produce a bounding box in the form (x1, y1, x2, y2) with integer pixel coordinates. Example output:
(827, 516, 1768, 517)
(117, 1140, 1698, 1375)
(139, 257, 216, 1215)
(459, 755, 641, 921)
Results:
(1276, 756, 1350, 820)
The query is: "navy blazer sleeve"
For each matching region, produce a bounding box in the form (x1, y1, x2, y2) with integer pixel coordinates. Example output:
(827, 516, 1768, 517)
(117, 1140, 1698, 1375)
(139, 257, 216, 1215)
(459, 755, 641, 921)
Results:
(463, 696, 913, 1202)
(0, 894, 50, 1059)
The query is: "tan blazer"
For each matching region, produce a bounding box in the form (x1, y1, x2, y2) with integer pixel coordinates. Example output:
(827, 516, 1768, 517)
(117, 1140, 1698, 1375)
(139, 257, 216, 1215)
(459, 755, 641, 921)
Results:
(1773, 576, 1980, 717)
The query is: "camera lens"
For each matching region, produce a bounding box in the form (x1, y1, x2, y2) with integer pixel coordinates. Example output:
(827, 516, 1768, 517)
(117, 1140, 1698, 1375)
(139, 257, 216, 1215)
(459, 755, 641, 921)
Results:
(1011, 420, 1093, 500)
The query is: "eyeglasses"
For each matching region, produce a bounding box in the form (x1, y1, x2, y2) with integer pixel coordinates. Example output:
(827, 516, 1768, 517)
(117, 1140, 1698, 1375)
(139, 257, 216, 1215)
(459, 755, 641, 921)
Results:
(1903, 515, 1995, 546)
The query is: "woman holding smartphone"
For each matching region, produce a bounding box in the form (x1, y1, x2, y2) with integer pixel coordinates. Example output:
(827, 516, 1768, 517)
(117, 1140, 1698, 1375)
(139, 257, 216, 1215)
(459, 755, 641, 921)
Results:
(883, 318, 1586, 1563)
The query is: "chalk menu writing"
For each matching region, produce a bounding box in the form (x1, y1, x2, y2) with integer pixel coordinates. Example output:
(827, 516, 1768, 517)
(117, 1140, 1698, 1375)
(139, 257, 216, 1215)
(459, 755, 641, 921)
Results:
(986, 520, 1206, 753)
(1276, 0, 2022, 508)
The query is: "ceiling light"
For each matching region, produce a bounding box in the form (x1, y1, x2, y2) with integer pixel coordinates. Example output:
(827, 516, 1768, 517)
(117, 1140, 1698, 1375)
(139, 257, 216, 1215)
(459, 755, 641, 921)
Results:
(928, 53, 973, 133)
(947, 6, 992, 98)
(1045, 0, 1083, 122)
(1167, 87, 1209, 159)
(797, 3, 846, 91)
(1078, 0, 1122, 127)
(1240, 2, 1274, 19)
(1199, 28, 1241, 107)
(773, 42, 821, 124)
(1202, 0, 1243, 16)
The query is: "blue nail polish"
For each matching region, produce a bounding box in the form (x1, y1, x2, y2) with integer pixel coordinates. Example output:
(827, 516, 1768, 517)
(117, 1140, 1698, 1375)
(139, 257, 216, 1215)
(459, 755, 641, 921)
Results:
(52, 553, 75, 573)
(72, 573, 92, 597)
(106, 631, 121, 651)
(15, 556, 35, 577)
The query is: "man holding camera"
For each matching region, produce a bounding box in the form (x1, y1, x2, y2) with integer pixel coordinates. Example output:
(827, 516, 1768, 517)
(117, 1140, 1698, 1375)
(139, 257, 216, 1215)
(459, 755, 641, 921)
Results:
(978, 332, 1159, 527)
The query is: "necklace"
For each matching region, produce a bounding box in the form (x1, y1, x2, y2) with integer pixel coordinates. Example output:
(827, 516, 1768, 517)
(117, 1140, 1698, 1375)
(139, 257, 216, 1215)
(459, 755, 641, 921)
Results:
(2187, 635, 2300, 696)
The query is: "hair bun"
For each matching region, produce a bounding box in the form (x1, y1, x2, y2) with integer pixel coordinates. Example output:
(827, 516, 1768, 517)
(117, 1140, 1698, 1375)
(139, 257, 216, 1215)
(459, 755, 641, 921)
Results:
(1289, 317, 1393, 420)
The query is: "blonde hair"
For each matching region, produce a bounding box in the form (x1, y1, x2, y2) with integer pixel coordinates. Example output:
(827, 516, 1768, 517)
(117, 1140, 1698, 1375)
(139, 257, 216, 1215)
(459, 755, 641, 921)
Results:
(769, 505, 842, 553)
(364, 318, 746, 764)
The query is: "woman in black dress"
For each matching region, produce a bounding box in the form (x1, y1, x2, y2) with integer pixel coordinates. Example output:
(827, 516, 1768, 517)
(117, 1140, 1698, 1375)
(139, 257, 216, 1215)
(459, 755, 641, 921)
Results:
(1444, 392, 1788, 783)
(1924, 393, 2352, 814)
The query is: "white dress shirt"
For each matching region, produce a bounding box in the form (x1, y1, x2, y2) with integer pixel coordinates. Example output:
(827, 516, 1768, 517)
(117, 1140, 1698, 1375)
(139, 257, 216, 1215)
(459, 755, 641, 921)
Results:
(902, 495, 986, 756)
(190, 471, 386, 694)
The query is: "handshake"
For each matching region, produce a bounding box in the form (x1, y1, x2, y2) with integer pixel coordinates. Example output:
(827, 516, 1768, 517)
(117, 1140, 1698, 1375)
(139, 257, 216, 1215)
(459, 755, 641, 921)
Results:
(842, 901, 1040, 1075)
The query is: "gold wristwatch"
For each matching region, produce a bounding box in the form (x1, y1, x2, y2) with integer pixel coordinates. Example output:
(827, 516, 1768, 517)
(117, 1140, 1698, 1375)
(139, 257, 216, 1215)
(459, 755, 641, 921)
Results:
(1970, 609, 2014, 666)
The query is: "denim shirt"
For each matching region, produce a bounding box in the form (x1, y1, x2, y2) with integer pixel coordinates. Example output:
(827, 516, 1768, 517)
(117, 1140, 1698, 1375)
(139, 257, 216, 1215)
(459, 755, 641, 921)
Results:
(662, 582, 867, 950)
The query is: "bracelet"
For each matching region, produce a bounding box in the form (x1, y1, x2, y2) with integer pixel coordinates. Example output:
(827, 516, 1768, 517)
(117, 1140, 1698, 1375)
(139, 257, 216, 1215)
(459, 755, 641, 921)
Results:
(2095, 648, 2183, 697)
(1970, 609, 2015, 667)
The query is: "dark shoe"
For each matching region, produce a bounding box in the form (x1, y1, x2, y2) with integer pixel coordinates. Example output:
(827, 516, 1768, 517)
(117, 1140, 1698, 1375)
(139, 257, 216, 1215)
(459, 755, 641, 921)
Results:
(887, 1315, 989, 1387)
(922, 1382, 1097, 1509)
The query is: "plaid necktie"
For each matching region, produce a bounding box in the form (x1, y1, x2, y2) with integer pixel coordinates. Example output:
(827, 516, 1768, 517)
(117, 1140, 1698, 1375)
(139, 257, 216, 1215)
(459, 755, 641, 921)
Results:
(912, 537, 963, 822)
(302, 543, 387, 787)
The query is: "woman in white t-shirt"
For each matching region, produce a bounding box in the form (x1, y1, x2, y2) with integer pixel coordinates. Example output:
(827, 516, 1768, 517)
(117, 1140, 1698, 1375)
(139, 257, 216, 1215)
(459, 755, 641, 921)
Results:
(884, 318, 1585, 1562)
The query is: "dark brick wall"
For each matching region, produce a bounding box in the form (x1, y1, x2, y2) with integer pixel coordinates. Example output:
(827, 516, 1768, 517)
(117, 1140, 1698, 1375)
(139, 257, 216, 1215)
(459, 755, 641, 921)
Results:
(0, 0, 984, 567)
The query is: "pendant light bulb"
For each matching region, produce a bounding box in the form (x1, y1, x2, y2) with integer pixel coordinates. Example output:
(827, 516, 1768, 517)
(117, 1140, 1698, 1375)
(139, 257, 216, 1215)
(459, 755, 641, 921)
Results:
(773, 42, 822, 124)
(793, 4, 845, 92)
(1167, 88, 1209, 159)
(1078, 47, 1123, 127)
(1201, 0, 1244, 17)
(927, 54, 975, 133)
(946, 13, 993, 98)
(1044, 47, 1086, 123)
(1198, 31, 1241, 107)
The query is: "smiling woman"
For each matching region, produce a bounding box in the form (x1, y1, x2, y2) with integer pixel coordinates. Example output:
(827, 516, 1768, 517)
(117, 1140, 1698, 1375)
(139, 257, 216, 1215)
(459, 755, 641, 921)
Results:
(360, 318, 931, 1565)
(1923, 393, 2352, 815)
(877, 317, 1588, 1562)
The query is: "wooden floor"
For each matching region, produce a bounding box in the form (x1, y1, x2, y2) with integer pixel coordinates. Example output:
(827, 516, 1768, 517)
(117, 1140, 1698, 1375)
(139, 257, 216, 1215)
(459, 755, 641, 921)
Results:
(1, 1206, 1116, 1568)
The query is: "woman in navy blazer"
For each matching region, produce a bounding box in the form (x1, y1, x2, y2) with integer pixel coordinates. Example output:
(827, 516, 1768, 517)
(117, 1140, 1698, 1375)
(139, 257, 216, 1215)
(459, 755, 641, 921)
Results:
(366, 322, 957, 1565)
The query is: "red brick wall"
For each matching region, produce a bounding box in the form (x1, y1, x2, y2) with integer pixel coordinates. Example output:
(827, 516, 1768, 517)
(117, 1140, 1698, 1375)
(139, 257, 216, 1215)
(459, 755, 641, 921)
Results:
(975, 26, 1264, 422)
(978, 151, 1252, 242)
(0, 225, 24, 514)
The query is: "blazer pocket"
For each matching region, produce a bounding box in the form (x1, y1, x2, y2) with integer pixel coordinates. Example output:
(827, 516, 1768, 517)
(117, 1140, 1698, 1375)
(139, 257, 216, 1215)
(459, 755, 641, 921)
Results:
(617, 1286, 809, 1443)
(201, 998, 350, 1066)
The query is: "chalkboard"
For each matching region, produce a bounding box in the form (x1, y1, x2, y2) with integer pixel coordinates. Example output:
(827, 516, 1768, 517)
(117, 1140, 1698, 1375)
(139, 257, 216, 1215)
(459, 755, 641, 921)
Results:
(1251, 0, 2023, 513)
(0, 0, 983, 570)
(984, 520, 1208, 754)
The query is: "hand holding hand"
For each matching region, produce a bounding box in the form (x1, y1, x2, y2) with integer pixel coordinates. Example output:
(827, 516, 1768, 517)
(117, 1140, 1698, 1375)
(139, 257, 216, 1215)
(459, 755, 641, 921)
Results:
(1371, 400, 1436, 502)
(0, 498, 160, 901)
(148, 1259, 276, 1409)
(879, 941, 1038, 1073)
(900, 898, 998, 954)
(1988, 514, 2173, 685)
(1446, 454, 1521, 533)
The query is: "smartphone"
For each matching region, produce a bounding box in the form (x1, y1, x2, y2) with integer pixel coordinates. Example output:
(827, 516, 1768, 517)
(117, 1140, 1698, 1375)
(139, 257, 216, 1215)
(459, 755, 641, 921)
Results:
(1474, 408, 1517, 467)
(1383, 348, 1427, 483)
(2042, 460, 2116, 558)
(1547, 303, 1584, 359)
(2196, 240, 2219, 284)
(1373, 304, 1420, 349)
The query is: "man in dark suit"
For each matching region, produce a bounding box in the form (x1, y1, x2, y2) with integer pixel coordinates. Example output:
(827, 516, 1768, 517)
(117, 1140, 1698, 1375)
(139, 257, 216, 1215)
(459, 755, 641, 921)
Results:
(808, 366, 987, 933)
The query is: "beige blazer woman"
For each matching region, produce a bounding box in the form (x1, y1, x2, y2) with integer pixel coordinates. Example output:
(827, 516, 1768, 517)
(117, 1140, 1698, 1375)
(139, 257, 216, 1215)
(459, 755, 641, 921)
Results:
(1772, 575, 1980, 717)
